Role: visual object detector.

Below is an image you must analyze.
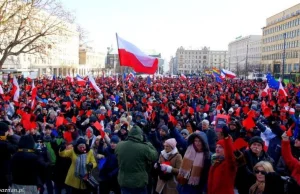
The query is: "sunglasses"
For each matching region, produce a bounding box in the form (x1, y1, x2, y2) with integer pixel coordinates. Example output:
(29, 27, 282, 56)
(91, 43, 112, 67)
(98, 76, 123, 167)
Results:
(254, 170, 267, 175)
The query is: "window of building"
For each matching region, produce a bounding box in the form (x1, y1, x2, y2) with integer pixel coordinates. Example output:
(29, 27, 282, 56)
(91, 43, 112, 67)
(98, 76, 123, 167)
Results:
(294, 63, 299, 71)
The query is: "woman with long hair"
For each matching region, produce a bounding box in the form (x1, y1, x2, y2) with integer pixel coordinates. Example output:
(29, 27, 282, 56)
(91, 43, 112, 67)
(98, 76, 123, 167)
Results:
(249, 161, 284, 194)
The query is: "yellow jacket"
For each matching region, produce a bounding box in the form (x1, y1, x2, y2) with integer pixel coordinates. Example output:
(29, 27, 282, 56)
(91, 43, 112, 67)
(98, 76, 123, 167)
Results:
(59, 149, 97, 189)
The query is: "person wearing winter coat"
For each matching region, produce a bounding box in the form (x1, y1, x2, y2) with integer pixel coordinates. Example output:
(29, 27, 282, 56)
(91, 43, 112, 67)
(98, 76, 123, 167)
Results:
(207, 126, 237, 194)
(155, 138, 183, 194)
(249, 161, 285, 194)
(177, 132, 211, 194)
(10, 135, 48, 194)
(98, 135, 121, 194)
(0, 122, 18, 190)
(235, 136, 274, 194)
(115, 125, 158, 194)
(281, 132, 300, 188)
(201, 119, 217, 153)
(59, 137, 97, 194)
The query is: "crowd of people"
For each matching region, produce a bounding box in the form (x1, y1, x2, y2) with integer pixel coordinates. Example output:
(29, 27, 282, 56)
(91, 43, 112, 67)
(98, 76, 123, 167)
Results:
(0, 74, 300, 194)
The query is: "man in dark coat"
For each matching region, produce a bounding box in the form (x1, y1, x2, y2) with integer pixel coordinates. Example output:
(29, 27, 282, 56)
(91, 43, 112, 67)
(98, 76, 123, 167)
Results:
(0, 122, 17, 190)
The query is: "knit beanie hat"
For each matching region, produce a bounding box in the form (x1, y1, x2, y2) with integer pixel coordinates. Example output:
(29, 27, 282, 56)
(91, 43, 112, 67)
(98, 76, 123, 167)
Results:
(165, 138, 177, 149)
(0, 122, 9, 136)
(249, 136, 264, 147)
(18, 135, 35, 150)
(216, 139, 225, 148)
(160, 125, 169, 133)
(180, 129, 190, 136)
(110, 135, 120, 144)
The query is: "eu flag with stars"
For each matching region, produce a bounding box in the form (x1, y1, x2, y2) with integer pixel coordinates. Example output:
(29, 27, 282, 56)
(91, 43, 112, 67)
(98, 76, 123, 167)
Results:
(266, 73, 279, 90)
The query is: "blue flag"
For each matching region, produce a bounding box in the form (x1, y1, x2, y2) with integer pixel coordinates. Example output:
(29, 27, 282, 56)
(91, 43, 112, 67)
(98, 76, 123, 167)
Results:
(123, 72, 126, 80)
(266, 73, 279, 89)
(147, 76, 151, 85)
(215, 75, 223, 83)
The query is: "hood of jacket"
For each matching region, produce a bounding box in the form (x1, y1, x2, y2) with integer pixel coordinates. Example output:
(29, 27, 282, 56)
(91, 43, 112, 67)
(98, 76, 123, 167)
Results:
(127, 125, 143, 142)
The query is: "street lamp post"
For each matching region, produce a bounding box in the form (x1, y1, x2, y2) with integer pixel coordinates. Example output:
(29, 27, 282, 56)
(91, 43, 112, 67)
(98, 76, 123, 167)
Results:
(282, 33, 286, 79)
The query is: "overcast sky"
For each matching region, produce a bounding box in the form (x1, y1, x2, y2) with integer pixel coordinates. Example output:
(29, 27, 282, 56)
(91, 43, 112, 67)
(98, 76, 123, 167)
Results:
(63, 0, 299, 65)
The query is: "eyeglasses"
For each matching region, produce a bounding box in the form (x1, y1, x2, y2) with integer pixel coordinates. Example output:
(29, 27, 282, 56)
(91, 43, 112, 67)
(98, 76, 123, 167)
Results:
(181, 133, 187, 136)
(254, 170, 267, 175)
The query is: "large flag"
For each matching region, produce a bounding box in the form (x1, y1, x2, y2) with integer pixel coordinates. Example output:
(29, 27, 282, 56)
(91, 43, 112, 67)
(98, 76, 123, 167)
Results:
(13, 76, 20, 102)
(266, 73, 279, 89)
(31, 81, 37, 109)
(88, 75, 101, 94)
(116, 34, 158, 74)
(66, 74, 74, 83)
(222, 69, 236, 79)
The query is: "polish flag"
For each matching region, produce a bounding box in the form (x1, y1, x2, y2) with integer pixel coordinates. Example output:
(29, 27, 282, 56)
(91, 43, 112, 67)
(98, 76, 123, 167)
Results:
(12, 76, 20, 102)
(76, 75, 86, 86)
(116, 34, 158, 74)
(261, 84, 270, 97)
(180, 74, 187, 80)
(278, 82, 287, 96)
(31, 81, 37, 109)
(0, 84, 3, 95)
(66, 74, 74, 83)
(88, 75, 101, 94)
(222, 69, 236, 79)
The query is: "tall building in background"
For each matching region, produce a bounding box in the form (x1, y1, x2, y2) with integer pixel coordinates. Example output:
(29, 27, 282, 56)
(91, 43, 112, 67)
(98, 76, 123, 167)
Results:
(228, 35, 262, 76)
(175, 46, 227, 74)
(261, 3, 300, 78)
(79, 45, 105, 76)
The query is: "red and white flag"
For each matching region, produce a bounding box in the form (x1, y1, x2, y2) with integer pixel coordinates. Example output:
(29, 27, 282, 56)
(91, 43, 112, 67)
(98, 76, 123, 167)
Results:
(66, 74, 74, 83)
(180, 74, 187, 80)
(278, 82, 287, 96)
(31, 81, 37, 109)
(116, 34, 158, 74)
(13, 76, 20, 102)
(88, 75, 101, 94)
(76, 75, 86, 86)
(222, 69, 236, 79)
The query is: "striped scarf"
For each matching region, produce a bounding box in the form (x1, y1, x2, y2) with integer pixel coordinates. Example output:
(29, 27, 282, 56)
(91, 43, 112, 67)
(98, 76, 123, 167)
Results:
(178, 144, 204, 185)
(75, 153, 87, 179)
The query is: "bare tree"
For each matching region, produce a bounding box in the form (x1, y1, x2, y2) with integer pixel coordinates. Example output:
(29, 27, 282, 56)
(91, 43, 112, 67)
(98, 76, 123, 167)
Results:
(76, 24, 89, 44)
(0, 0, 75, 69)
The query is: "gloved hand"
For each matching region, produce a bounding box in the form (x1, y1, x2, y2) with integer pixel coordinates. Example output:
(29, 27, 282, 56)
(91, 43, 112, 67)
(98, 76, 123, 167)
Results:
(256, 122, 266, 133)
(160, 164, 168, 172)
(166, 165, 173, 173)
(154, 163, 158, 169)
(222, 125, 230, 138)
(86, 163, 93, 172)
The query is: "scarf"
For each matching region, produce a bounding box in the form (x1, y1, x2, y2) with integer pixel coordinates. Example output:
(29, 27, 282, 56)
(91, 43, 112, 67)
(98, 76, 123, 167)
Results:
(75, 153, 87, 179)
(211, 153, 225, 166)
(178, 144, 204, 185)
(249, 181, 265, 194)
(161, 147, 178, 160)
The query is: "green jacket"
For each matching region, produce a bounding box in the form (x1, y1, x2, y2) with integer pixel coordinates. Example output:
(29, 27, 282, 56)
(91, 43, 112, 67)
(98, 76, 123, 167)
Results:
(115, 125, 158, 189)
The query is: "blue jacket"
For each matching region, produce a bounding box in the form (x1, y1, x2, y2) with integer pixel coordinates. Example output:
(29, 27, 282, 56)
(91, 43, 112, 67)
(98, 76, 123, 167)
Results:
(98, 143, 119, 181)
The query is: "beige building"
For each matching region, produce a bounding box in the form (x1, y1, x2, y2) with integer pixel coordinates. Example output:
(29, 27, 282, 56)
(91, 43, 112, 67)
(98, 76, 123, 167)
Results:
(228, 35, 262, 74)
(261, 4, 300, 77)
(79, 46, 105, 76)
(176, 46, 228, 74)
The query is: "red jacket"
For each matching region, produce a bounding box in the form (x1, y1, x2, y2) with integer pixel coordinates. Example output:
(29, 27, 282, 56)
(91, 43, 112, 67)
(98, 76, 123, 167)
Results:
(281, 140, 300, 185)
(207, 138, 237, 194)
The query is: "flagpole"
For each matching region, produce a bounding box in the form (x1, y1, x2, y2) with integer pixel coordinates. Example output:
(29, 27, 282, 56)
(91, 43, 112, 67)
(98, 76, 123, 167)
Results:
(116, 33, 129, 113)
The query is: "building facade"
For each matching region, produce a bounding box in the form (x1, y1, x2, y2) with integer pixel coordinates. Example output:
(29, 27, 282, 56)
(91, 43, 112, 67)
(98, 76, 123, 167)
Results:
(175, 46, 227, 74)
(0, 1, 80, 77)
(208, 50, 228, 69)
(261, 3, 300, 77)
(228, 35, 262, 75)
(79, 46, 105, 76)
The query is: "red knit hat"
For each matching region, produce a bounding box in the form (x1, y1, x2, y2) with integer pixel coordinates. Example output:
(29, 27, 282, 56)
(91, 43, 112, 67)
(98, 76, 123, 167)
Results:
(217, 139, 225, 148)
